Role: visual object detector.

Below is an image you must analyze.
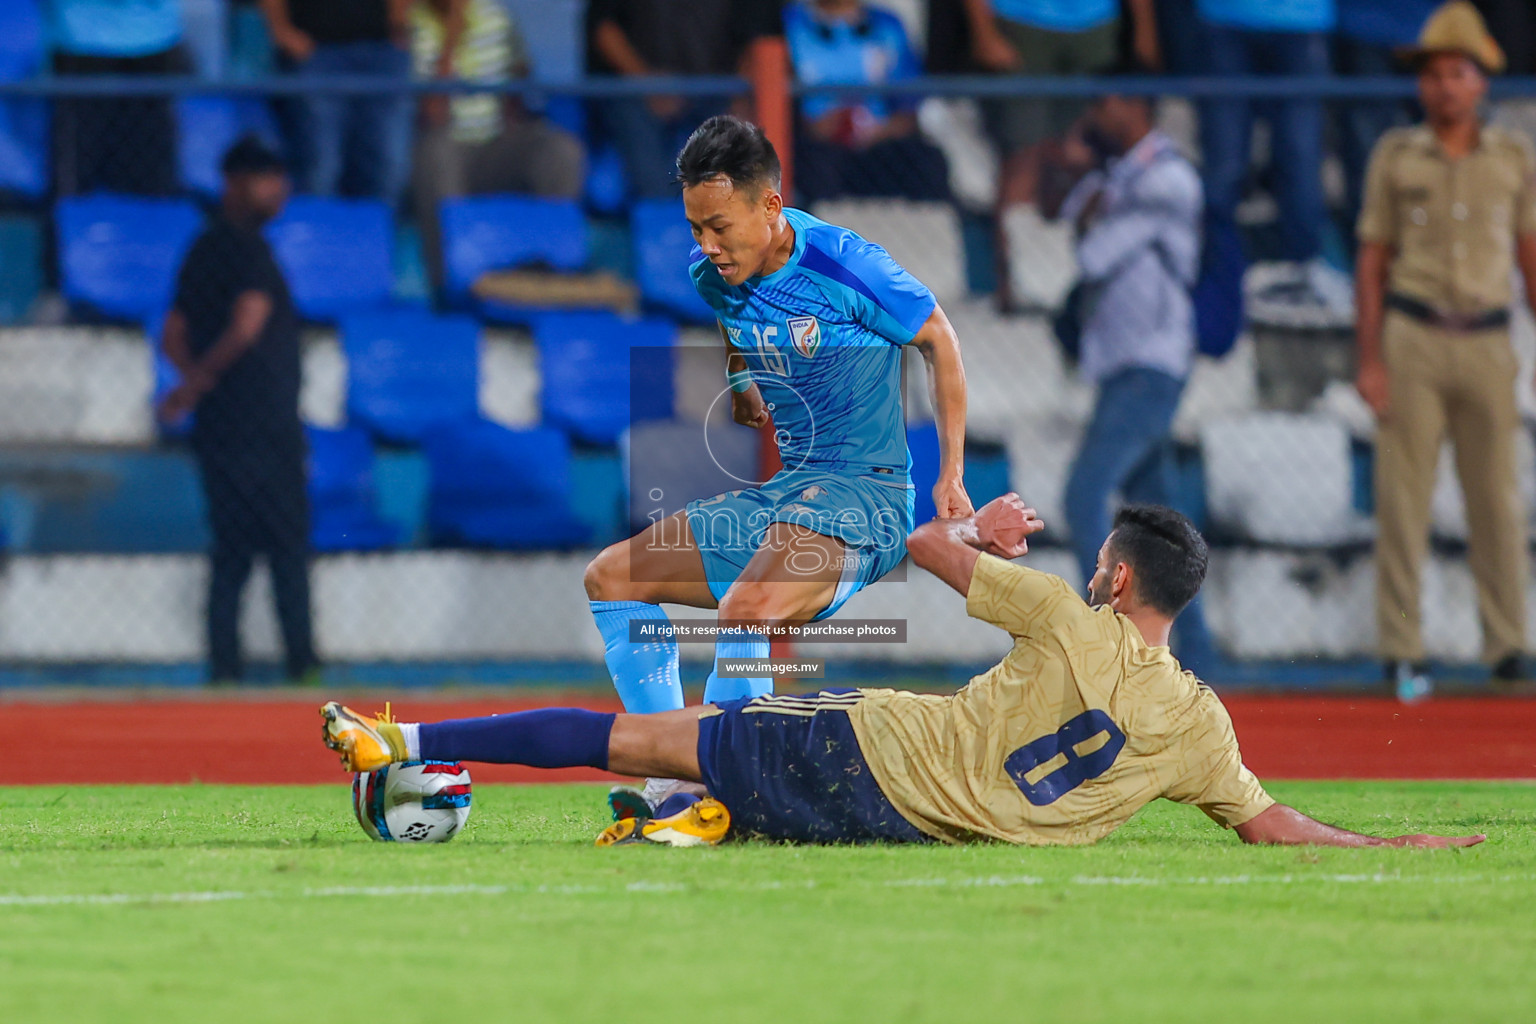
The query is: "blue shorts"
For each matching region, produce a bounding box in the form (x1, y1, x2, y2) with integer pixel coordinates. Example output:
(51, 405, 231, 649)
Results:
(696, 689, 930, 844)
(685, 468, 914, 621)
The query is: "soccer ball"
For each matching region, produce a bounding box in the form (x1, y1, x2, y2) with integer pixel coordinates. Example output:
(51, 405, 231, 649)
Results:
(352, 760, 472, 843)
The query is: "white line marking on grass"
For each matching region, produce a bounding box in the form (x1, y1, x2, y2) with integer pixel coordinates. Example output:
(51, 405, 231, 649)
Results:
(303, 884, 511, 898)
(1069, 872, 1506, 887)
(885, 875, 1043, 888)
(0, 890, 253, 907)
(2, 872, 1531, 909)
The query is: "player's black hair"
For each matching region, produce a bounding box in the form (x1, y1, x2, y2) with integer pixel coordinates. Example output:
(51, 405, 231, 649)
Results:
(676, 115, 782, 193)
(1106, 505, 1208, 617)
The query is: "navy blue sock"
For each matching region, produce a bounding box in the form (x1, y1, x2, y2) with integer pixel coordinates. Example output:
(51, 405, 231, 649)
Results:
(418, 709, 615, 770)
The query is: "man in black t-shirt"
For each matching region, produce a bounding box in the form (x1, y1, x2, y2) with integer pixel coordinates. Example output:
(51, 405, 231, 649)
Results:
(259, 0, 412, 201)
(160, 136, 318, 685)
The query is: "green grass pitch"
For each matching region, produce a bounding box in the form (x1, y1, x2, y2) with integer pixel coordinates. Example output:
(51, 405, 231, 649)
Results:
(1, 781, 1532, 1023)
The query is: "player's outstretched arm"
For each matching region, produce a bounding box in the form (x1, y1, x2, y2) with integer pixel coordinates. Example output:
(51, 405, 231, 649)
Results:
(908, 307, 972, 518)
(907, 493, 1043, 597)
(1233, 803, 1485, 849)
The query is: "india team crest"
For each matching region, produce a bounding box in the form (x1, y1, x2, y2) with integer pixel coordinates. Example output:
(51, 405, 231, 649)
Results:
(787, 316, 822, 359)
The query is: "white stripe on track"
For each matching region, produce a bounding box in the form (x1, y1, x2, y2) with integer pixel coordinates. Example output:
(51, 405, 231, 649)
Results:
(2, 872, 1530, 908)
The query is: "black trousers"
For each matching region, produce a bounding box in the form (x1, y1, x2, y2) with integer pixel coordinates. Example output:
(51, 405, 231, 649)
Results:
(193, 431, 316, 682)
(52, 48, 186, 196)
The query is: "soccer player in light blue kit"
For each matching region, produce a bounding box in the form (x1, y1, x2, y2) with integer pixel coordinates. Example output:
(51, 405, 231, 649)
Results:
(583, 116, 971, 812)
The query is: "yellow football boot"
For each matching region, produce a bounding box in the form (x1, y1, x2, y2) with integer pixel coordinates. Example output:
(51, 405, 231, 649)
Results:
(319, 701, 405, 772)
(595, 797, 731, 848)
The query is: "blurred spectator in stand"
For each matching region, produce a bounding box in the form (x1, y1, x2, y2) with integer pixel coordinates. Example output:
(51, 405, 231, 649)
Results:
(1355, 3, 1533, 701)
(48, 0, 187, 195)
(180, 0, 230, 78)
(961, 0, 1159, 307)
(1154, 0, 1205, 75)
(1333, 1, 1438, 253)
(1049, 79, 1218, 676)
(586, 0, 780, 199)
(229, 0, 276, 78)
(159, 136, 318, 686)
(260, 0, 413, 202)
(411, 0, 585, 287)
(785, 0, 949, 203)
(1195, 0, 1354, 320)
(923, 0, 971, 74)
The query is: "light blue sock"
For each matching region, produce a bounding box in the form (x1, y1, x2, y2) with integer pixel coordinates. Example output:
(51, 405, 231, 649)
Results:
(589, 600, 682, 714)
(703, 628, 772, 703)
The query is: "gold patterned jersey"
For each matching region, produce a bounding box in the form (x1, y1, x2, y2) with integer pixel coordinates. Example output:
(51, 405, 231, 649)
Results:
(847, 554, 1273, 845)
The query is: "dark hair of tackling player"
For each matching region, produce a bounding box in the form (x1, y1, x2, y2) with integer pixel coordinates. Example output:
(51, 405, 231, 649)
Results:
(1105, 505, 1209, 617)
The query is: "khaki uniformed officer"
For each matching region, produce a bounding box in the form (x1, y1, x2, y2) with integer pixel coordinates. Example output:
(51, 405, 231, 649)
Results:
(1355, 2, 1533, 700)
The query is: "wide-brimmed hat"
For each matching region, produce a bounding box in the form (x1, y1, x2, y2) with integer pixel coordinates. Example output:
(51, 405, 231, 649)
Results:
(1404, 1, 1505, 75)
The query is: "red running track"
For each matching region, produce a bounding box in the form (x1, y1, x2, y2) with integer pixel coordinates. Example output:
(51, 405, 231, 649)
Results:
(1, 693, 1533, 785)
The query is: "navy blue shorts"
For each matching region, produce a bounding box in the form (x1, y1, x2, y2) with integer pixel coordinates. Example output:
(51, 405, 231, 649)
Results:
(696, 689, 930, 844)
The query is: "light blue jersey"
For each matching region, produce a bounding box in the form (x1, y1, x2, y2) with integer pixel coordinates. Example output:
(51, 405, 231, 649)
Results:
(684, 207, 938, 618)
(690, 207, 935, 476)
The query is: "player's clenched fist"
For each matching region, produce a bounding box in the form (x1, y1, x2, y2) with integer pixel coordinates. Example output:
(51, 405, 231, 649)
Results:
(975, 493, 1044, 559)
(932, 473, 973, 519)
(731, 389, 771, 429)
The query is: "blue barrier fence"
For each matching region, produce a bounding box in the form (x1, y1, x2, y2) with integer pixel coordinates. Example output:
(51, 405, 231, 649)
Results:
(0, 68, 1529, 678)
(4, 73, 1536, 100)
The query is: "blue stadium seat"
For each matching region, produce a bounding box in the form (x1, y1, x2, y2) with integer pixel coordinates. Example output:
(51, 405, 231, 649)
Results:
(583, 144, 628, 216)
(440, 195, 588, 306)
(422, 419, 591, 549)
(56, 196, 204, 321)
(343, 310, 480, 444)
(907, 421, 940, 526)
(306, 425, 400, 552)
(0, 0, 42, 82)
(0, 1, 45, 198)
(631, 199, 714, 322)
(0, 100, 46, 199)
(176, 96, 280, 198)
(267, 196, 394, 321)
(536, 312, 675, 446)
